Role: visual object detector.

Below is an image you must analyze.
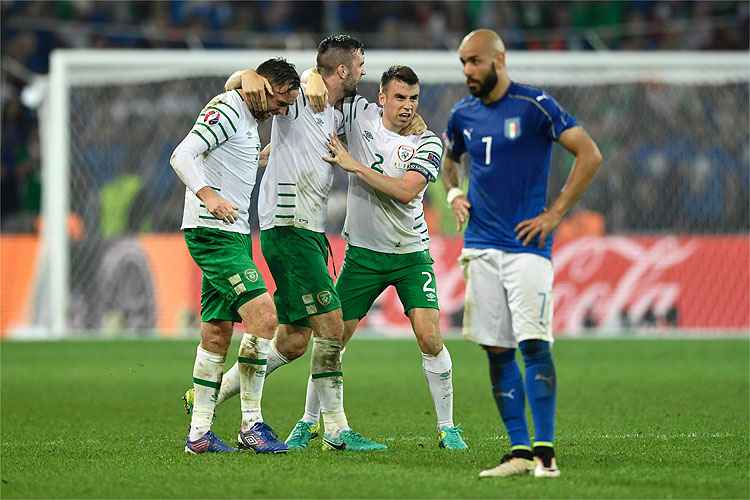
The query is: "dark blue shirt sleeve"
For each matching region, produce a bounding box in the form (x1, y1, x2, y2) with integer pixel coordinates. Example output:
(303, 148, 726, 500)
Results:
(443, 109, 466, 161)
(537, 94, 577, 141)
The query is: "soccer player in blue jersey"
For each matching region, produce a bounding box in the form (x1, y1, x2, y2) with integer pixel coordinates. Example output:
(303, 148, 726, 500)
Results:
(442, 29, 603, 478)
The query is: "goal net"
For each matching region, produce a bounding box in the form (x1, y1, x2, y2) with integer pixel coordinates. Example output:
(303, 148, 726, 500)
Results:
(18, 50, 749, 338)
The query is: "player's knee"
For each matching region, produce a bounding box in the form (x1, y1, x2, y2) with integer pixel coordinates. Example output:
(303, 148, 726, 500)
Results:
(519, 339, 550, 360)
(201, 323, 232, 354)
(239, 293, 277, 340)
(310, 309, 344, 341)
(416, 328, 443, 356)
(256, 305, 278, 339)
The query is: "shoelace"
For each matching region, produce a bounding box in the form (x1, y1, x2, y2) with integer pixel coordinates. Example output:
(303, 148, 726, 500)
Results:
(289, 423, 309, 440)
(342, 430, 370, 444)
(444, 426, 464, 438)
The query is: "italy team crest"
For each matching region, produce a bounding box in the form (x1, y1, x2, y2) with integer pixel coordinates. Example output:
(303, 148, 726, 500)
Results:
(504, 117, 521, 140)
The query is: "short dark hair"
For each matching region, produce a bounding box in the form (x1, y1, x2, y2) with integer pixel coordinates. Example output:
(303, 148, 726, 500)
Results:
(256, 58, 300, 91)
(380, 65, 419, 90)
(316, 33, 365, 77)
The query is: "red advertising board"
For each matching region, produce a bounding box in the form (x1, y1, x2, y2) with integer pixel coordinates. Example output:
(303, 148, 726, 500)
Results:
(2, 235, 747, 336)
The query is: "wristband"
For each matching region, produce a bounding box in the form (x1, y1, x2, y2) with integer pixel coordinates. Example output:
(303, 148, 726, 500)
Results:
(446, 187, 465, 205)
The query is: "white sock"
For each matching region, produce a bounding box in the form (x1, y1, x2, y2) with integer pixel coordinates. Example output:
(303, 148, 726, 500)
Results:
(302, 376, 320, 425)
(238, 335, 271, 431)
(311, 337, 349, 436)
(422, 347, 454, 430)
(189, 345, 225, 441)
(216, 362, 239, 406)
(216, 339, 289, 406)
(266, 341, 290, 376)
(301, 348, 342, 425)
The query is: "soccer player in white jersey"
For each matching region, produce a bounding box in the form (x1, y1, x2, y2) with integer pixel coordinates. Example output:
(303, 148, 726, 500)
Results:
(206, 34, 387, 452)
(171, 58, 300, 454)
(443, 30, 603, 477)
(315, 65, 468, 449)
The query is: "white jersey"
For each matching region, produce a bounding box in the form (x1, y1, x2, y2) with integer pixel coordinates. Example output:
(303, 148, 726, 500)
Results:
(341, 95, 443, 254)
(180, 90, 261, 234)
(258, 89, 338, 233)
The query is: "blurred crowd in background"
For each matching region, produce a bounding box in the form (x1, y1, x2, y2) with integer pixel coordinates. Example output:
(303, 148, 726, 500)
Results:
(2, 0, 749, 235)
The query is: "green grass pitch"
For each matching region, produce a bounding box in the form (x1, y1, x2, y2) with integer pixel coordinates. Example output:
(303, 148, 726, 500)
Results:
(1, 337, 748, 498)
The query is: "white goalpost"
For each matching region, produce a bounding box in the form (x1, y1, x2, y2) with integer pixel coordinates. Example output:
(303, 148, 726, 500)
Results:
(32, 50, 749, 338)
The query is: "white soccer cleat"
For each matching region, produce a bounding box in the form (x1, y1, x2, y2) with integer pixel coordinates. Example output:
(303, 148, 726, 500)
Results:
(533, 456, 561, 478)
(479, 455, 534, 478)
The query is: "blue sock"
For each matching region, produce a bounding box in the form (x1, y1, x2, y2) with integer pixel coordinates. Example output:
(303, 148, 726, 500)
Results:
(487, 349, 531, 450)
(519, 339, 557, 447)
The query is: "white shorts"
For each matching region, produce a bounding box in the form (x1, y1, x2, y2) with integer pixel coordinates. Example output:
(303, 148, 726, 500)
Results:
(460, 248, 553, 348)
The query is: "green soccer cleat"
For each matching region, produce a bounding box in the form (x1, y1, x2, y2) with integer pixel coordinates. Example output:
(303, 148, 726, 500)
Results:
(285, 420, 319, 450)
(322, 429, 387, 452)
(438, 425, 468, 450)
(182, 387, 194, 416)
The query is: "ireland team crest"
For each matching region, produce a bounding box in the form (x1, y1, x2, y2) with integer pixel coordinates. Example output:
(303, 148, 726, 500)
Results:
(244, 269, 258, 282)
(504, 117, 521, 140)
(317, 291, 332, 306)
(397, 145, 416, 162)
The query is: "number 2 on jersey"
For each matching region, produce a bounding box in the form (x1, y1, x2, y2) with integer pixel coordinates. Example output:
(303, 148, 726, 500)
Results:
(421, 271, 435, 293)
(481, 136, 492, 165)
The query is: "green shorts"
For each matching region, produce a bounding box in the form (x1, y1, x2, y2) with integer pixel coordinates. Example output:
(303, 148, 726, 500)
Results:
(184, 227, 267, 323)
(336, 245, 439, 321)
(260, 226, 340, 325)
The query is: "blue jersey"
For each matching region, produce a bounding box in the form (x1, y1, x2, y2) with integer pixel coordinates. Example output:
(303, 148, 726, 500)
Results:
(444, 82, 577, 259)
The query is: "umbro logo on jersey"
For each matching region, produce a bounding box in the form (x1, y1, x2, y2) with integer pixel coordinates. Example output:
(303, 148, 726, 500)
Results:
(315, 117, 325, 127)
(362, 130, 374, 141)
(462, 128, 473, 141)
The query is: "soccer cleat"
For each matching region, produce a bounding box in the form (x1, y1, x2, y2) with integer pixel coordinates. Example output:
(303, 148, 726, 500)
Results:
(479, 454, 534, 478)
(322, 429, 387, 452)
(182, 387, 194, 415)
(184, 430, 237, 454)
(285, 420, 319, 450)
(237, 422, 289, 454)
(438, 425, 468, 450)
(533, 445, 560, 478)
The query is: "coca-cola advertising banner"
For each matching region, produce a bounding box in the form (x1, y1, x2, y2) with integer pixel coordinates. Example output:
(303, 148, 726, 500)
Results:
(1, 235, 747, 336)
(349, 235, 750, 334)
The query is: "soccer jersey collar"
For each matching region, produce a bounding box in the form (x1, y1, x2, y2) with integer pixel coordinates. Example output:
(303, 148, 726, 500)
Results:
(481, 81, 516, 108)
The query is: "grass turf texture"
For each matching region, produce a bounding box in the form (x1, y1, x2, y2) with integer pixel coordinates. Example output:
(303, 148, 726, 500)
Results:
(1, 338, 748, 499)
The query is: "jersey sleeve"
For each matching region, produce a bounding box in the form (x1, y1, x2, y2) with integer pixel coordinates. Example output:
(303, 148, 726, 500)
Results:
(535, 92, 577, 141)
(407, 131, 443, 183)
(443, 107, 466, 161)
(341, 94, 379, 134)
(190, 92, 244, 151)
